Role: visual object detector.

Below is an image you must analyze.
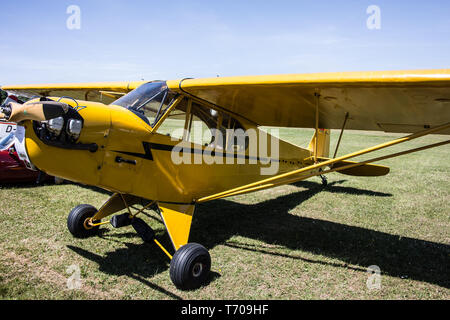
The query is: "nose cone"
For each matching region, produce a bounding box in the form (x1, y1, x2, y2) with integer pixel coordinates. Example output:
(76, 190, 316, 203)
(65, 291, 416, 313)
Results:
(18, 99, 112, 186)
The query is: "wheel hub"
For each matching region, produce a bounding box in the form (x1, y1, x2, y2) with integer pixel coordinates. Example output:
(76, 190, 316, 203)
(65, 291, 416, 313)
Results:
(192, 262, 203, 277)
(83, 217, 94, 230)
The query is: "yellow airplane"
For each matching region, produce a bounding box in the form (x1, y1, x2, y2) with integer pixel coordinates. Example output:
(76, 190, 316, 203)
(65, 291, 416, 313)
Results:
(1, 69, 449, 290)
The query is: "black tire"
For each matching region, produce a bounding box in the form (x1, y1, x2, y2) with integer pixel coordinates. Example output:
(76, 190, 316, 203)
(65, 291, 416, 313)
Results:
(170, 243, 211, 290)
(67, 204, 99, 238)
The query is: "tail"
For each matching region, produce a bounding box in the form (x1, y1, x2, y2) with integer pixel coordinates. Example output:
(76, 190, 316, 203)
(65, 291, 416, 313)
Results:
(308, 128, 331, 159)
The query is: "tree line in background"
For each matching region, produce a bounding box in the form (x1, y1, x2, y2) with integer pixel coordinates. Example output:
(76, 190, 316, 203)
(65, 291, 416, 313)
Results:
(0, 89, 7, 105)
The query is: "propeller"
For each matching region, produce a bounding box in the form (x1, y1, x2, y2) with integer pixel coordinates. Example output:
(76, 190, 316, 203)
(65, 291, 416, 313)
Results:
(0, 101, 70, 122)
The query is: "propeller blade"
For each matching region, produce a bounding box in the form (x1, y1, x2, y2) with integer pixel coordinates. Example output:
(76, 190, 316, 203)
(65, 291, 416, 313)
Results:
(1, 101, 69, 122)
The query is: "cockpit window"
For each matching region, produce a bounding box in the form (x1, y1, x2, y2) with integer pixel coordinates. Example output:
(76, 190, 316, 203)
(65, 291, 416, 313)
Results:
(111, 81, 248, 151)
(111, 81, 176, 127)
(156, 97, 248, 151)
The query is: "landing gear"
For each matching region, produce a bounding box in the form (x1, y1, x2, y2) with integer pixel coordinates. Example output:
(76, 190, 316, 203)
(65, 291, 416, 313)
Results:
(66, 194, 211, 290)
(67, 204, 100, 238)
(170, 243, 211, 290)
(132, 218, 211, 290)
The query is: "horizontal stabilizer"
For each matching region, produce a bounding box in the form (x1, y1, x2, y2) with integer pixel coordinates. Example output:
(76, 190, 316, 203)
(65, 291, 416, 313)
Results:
(331, 160, 390, 177)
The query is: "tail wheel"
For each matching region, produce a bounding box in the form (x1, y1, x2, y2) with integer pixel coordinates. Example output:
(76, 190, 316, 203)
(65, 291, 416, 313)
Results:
(170, 243, 211, 290)
(67, 204, 99, 238)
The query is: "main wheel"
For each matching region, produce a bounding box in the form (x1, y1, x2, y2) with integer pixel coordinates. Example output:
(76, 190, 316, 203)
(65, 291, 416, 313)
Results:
(67, 204, 99, 238)
(170, 243, 211, 290)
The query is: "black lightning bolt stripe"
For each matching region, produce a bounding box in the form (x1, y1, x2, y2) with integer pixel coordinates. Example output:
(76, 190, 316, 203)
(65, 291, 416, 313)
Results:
(113, 142, 153, 160)
(113, 142, 280, 163)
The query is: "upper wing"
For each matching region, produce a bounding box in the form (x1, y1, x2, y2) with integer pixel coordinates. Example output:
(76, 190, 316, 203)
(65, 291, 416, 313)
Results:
(1, 81, 147, 104)
(167, 69, 450, 134)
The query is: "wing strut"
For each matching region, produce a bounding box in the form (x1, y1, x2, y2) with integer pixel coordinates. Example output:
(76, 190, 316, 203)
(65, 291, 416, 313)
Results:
(333, 112, 349, 158)
(196, 122, 450, 203)
(314, 92, 320, 163)
(214, 138, 449, 199)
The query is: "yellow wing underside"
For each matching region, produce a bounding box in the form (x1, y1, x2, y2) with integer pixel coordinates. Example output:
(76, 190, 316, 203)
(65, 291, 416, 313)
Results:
(168, 69, 450, 134)
(2, 69, 450, 134)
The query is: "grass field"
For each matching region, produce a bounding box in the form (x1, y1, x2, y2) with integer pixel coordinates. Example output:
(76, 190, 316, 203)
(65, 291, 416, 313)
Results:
(0, 129, 449, 300)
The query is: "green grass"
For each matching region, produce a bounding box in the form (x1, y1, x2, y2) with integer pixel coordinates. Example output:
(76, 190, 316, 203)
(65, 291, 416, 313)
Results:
(0, 129, 449, 300)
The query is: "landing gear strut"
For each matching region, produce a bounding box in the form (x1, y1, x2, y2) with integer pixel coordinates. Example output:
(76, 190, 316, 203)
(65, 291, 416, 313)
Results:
(66, 195, 211, 290)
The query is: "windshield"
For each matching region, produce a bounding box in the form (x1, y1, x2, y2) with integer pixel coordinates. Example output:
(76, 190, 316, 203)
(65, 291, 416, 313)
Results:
(0, 132, 14, 150)
(111, 81, 176, 127)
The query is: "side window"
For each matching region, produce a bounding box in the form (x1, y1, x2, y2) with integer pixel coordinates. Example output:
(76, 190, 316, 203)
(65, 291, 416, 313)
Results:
(187, 104, 215, 146)
(155, 102, 187, 140)
(221, 114, 248, 152)
(156, 98, 214, 144)
(186, 102, 247, 151)
(155, 97, 247, 151)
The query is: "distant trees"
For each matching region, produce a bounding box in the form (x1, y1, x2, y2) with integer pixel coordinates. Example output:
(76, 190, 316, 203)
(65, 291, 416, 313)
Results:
(0, 89, 7, 105)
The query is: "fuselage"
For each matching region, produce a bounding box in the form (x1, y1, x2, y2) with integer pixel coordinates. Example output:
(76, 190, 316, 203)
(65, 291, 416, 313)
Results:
(17, 83, 317, 203)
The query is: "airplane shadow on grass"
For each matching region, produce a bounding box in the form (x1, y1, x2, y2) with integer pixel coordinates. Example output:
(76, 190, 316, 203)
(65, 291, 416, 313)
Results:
(68, 179, 450, 297)
(68, 240, 183, 299)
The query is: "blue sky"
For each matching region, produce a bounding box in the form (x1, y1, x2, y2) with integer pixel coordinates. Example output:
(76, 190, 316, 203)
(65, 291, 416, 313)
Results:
(0, 0, 449, 84)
